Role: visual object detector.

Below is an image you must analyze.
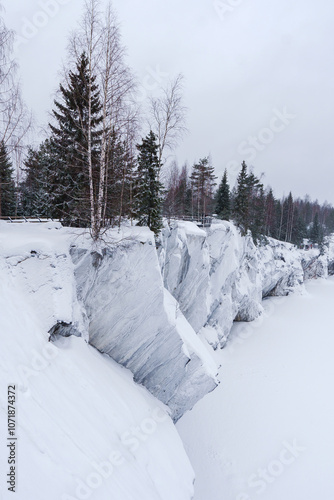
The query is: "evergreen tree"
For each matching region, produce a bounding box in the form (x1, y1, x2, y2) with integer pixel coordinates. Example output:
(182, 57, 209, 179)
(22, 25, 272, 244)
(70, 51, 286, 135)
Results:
(290, 208, 307, 246)
(251, 183, 265, 241)
(233, 161, 249, 234)
(309, 212, 323, 246)
(135, 131, 164, 235)
(175, 164, 191, 216)
(264, 188, 276, 237)
(190, 157, 217, 218)
(216, 169, 230, 220)
(0, 141, 16, 217)
(232, 161, 265, 240)
(283, 192, 294, 242)
(19, 141, 54, 217)
(101, 130, 137, 227)
(49, 52, 103, 225)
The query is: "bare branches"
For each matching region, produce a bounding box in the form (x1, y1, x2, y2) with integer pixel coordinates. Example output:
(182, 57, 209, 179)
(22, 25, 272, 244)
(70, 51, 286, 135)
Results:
(0, 14, 32, 155)
(149, 74, 187, 168)
(53, 0, 139, 240)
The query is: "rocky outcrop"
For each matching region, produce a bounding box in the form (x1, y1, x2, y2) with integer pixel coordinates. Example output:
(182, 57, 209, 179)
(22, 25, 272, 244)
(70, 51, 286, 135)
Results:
(72, 227, 218, 421)
(162, 221, 332, 349)
(258, 238, 304, 297)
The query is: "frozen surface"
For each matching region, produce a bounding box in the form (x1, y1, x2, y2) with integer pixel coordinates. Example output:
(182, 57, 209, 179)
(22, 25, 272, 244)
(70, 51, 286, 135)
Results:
(0, 223, 195, 500)
(177, 277, 334, 500)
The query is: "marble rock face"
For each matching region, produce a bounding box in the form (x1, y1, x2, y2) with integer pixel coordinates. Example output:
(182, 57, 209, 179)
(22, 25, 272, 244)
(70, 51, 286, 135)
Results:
(72, 229, 217, 421)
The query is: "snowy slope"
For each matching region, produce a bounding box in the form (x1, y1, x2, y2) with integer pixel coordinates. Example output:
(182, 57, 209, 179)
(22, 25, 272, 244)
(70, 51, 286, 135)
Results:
(0, 223, 196, 500)
(177, 277, 334, 500)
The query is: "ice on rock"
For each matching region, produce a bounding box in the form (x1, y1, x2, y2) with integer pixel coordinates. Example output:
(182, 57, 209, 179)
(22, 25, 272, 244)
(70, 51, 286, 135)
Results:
(163, 222, 263, 347)
(72, 227, 218, 421)
(162, 220, 333, 349)
(162, 221, 211, 332)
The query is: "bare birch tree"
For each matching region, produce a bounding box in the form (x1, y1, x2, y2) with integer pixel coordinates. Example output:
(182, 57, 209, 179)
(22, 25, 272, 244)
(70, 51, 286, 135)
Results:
(0, 14, 31, 153)
(149, 74, 187, 171)
(0, 11, 32, 217)
(64, 0, 138, 239)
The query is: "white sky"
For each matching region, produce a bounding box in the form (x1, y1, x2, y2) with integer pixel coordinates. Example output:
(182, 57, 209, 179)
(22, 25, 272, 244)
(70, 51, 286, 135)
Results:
(3, 0, 334, 204)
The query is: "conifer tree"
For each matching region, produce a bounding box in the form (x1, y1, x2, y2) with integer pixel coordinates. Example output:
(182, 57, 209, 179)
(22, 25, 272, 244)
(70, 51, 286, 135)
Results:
(190, 157, 217, 219)
(135, 131, 164, 235)
(49, 52, 103, 225)
(264, 188, 276, 237)
(0, 140, 16, 217)
(19, 141, 54, 217)
(251, 183, 265, 241)
(290, 208, 307, 246)
(233, 161, 249, 234)
(309, 212, 323, 246)
(216, 169, 230, 220)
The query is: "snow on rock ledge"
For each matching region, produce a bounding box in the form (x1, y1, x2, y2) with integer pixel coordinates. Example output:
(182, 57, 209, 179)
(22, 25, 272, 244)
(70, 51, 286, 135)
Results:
(0, 221, 86, 341)
(162, 221, 331, 349)
(72, 227, 218, 422)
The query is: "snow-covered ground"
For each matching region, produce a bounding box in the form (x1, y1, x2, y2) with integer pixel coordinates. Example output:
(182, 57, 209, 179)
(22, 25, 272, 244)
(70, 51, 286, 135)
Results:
(2, 220, 334, 499)
(177, 276, 334, 500)
(0, 223, 195, 500)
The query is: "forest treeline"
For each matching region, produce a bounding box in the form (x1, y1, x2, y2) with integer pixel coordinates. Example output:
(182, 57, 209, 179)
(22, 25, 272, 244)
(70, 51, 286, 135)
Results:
(0, 1, 333, 246)
(163, 159, 332, 246)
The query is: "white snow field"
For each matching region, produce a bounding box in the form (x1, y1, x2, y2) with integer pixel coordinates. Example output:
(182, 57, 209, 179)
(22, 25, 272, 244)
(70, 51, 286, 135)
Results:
(0, 225, 195, 500)
(177, 277, 334, 500)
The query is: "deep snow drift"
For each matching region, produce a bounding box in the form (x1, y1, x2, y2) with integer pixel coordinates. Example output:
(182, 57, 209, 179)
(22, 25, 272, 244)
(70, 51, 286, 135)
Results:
(0, 223, 195, 500)
(177, 277, 334, 500)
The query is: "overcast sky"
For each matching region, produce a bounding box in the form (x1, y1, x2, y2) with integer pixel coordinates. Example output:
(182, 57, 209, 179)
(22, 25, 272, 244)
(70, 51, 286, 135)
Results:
(3, 0, 334, 204)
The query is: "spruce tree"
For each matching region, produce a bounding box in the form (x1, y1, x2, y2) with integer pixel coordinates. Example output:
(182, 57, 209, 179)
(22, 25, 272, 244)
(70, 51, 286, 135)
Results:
(19, 141, 53, 217)
(49, 52, 103, 225)
(216, 169, 230, 220)
(309, 212, 323, 246)
(264, 188, 276, 237)
(0, 141, 16, 217)
(291, 209, 307, 247)
(251, 184, 266, 241)
(135, 131, 164, 236)
(233, 161, 249, 234)
(190, 157, 217, 218)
